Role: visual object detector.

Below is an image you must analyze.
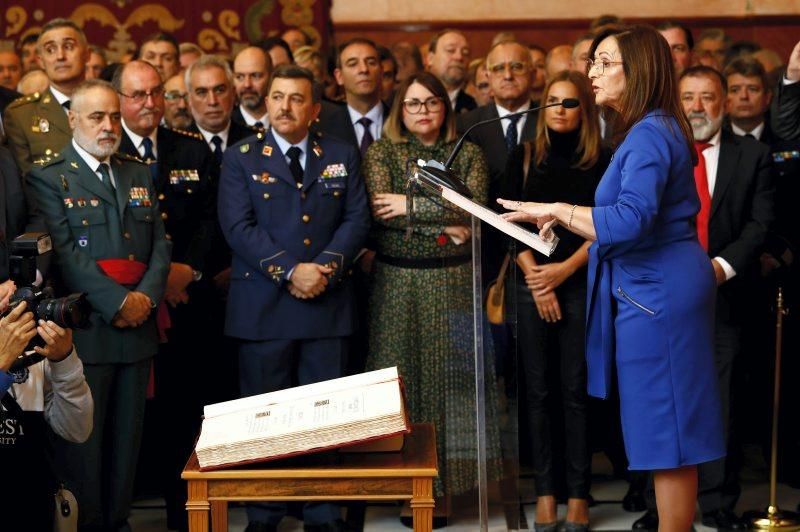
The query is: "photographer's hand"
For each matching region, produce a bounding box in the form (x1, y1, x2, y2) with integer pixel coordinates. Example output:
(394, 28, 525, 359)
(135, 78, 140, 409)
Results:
(0, 280, 16, 313)
(0, 302, 38, 371)
(34, 320, 74, 362)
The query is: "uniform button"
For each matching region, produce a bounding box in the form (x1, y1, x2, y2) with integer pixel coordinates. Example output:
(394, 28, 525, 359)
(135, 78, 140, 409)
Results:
(145, 215, 152, 221)
(128, 254, 135, 261)
(187, 188, 193, 194)
(158, 193, 165, 201)
(303, 238, 311, 246)
(302, 214, 310, 223)
(123, 232, 131, 239)
(333, 191, 341, 197)
(263, 193, 270, 199)
(300, 192, 307, 200)
(165, 233, 172, 240)
(161, 212, 168, 220)
(296, 182, 303, 189)
(82, 219, 88, 226)
(244, 272, 250, 278)
(45, 148, 52, 155)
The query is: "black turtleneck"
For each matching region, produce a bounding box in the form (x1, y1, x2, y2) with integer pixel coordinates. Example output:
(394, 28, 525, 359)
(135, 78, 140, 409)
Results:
(502, 128, 611, 263)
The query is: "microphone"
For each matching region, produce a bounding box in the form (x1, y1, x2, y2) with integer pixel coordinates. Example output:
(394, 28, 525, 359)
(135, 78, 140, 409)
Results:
(417, 98, 580, 198)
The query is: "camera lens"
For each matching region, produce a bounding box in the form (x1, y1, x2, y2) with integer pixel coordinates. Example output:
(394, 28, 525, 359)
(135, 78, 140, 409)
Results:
(37, 293, 91, 329)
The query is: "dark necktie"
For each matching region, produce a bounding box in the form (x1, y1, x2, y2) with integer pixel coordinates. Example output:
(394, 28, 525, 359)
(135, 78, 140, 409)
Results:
(211, 135, 223, 166)
(98, 162, 114, 193)
(287, 146, 303, 185)
(357, 117, 374, 158)
(744, 133, 756, 139)
(504, 114, 520, 153)
(254, 121, 264, 130)
(693, 142, 712, 251)
(141, 137, 158, 183)
(62, 100, 71, 111)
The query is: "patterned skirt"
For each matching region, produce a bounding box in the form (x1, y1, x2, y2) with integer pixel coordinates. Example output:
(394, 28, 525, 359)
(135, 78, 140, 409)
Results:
(366, 259, 503, 497)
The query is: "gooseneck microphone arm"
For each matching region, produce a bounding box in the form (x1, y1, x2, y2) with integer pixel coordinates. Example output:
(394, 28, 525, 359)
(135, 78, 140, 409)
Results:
(442, 98, 580, 170)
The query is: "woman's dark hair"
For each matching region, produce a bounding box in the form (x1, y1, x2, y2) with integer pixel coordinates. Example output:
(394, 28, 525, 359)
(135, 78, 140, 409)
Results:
(533, 70, 601, 170)
(383, 71, 456, 143)
(589, 24, 696, 162)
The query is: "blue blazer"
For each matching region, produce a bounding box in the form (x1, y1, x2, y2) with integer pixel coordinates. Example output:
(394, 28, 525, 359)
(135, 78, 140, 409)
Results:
(218, 129, 370, 340)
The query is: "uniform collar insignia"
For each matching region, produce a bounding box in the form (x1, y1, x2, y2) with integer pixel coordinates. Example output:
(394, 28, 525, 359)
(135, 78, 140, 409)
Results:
(262, 145, 273, 157)
(70, 161, 79, 169)
(312, 143, 323, 157)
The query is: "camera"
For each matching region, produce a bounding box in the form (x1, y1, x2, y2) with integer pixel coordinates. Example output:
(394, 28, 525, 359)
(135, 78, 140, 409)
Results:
(5, 233, 91, 371)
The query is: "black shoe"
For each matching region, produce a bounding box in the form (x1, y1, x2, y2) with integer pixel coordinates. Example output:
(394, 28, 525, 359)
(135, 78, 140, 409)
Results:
(622, 485, 647, 513)
(632, 509, 659, 531)
(244, 523, 279, 532)
(701, 509, 747, 531)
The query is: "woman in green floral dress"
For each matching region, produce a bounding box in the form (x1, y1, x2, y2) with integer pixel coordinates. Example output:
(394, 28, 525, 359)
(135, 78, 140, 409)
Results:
(363, 71, 502, 508)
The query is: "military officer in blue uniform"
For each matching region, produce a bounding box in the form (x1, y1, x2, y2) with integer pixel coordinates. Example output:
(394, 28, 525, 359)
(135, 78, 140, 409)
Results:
(26, 79, 171, 532)
(218, 65, 370, 532)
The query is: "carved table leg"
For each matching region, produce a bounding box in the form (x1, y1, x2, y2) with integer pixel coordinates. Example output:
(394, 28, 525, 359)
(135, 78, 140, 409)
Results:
(186, 480, 210, 532)
(411, 477, 434, 532)
(211, 500, 229, 532)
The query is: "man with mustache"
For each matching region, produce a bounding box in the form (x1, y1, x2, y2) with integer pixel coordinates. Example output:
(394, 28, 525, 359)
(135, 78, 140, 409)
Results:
(26, 78, 171, 532)
(113, 58, 216, 531)
(218, 65, 370, 532)
(3, 18, 89, 175)
(427, 29, 476, 114)
(632, 65, 774, 532)
(232, 46, 272, 131)
(163, 72, 193, 130)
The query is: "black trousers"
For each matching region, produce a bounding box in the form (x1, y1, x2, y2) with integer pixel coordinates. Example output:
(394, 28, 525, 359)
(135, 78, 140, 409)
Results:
(513, 275, 590, 499)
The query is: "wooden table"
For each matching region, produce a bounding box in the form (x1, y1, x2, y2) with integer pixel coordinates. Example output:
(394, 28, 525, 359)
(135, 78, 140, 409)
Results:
(182, 423, 438, 532)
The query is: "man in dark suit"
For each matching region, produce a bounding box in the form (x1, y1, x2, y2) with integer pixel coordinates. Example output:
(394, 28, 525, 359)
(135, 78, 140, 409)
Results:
(232, 46, 272, 131)
(114, 59, 217, 531)
(27, 79, 171, 532)
(316, 37, 387, 156)
(633, 65, 774, 532)
(3, 18, 90, 175)
(186, 54, 257, 167)
(427, 29, 476, 114)
(218, 65, 370, 532)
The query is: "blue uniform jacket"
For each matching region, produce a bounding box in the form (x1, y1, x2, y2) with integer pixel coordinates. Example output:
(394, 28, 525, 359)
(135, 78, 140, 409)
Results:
(218, 129, 370, 340)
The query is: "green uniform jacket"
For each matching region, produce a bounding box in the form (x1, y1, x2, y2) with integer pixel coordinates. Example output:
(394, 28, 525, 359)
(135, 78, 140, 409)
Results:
(27, 142, 172, 364)
(3, 88, 72, 176)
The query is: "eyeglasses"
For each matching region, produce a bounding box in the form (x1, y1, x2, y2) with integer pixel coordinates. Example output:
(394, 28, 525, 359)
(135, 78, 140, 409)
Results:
(118, 86, 165, 104)
(164, 91, 189, 102)
(402, 97, 444, 114)
(487, 61, 528, 75)
(586, 59, 624, 75)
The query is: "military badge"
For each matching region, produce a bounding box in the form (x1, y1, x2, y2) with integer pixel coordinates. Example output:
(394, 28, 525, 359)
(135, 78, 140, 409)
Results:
(64, 198, 74, 209)
(260, 172, 271, 184)
(773, 150, 800, 163)
(169, 169, 200, 185)
(128, 187, 152, 207)
(70, 161, 79, 169)
(321, 163, 347, 179)
(61, 175, 69, 191)
(312, 144, 323, 157)
(90, 198, 100, 207)
(39, 118, 50, 133)
(240, 144, 250, 153)
(262, 145, 273, 157)
(77, 198, 86, 208)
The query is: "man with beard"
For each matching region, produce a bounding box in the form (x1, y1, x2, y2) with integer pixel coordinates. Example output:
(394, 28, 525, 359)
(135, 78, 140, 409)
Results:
(232, 46, 272, 131)
(4, 18, 90, 175)
(632, 65, 774, 532)
(427, 29, 475, 114)
(218, 64, 369, 532)
(163, 72, 193, 130)
(113, 59, 216, 531)
(27, 78, 171, 531)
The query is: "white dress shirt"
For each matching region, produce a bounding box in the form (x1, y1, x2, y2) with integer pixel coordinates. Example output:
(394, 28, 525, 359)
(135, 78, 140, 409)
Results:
(197, 124, 230, 152)
(239, 105, 269, 128)
(72, 139, 116, 187)
(495, 101, 530, 144)
(730, 121, 765, 141)
(700, 128, 736, 281)
(272, 131, 309, 170)
(121, 121, 158, 160)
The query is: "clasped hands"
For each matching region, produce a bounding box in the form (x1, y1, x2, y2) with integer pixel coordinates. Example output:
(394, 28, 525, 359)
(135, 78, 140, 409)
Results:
(113, 291, 152, 328)
(496, 199, 559, 242)
(288, 263, 333, 300)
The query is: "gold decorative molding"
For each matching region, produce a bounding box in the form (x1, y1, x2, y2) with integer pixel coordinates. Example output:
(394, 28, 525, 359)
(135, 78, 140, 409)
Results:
(5, 6, 27, 37)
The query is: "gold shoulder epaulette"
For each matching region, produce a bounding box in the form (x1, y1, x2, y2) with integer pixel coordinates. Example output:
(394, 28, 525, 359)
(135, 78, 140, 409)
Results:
(115, 151, 145, 164)
(7, 91, 41, 110)
(35, 152, 62, 168)
(167, 126, 204, 141)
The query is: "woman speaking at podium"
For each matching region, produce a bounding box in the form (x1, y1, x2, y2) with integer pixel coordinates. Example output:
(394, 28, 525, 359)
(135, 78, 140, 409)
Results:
(499, 25, 725, 531)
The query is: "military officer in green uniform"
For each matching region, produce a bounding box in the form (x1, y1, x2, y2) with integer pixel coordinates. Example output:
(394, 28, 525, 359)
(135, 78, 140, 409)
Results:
(3, 18, 90, 175)
(27, 79, 171, 532)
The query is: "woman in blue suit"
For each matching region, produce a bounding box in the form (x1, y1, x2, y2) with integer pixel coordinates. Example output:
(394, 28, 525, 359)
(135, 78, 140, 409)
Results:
(499, 25, 725, 530)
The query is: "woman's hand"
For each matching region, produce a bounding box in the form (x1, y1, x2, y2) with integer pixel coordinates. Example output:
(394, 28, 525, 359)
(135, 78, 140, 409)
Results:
(0, 279, 16, 313)
(0, 302, 37, 371)
(443, 225, 471, 245)
(34, 320, 74, 362)
(525, 262, 572, 295)
(531, 289, 562, 323)
(373, 193, 407, 220)
(496, 199, 559, 240)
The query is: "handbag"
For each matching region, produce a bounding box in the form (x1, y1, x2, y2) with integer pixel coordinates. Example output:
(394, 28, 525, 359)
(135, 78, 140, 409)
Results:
(485, 142, 532, 324)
